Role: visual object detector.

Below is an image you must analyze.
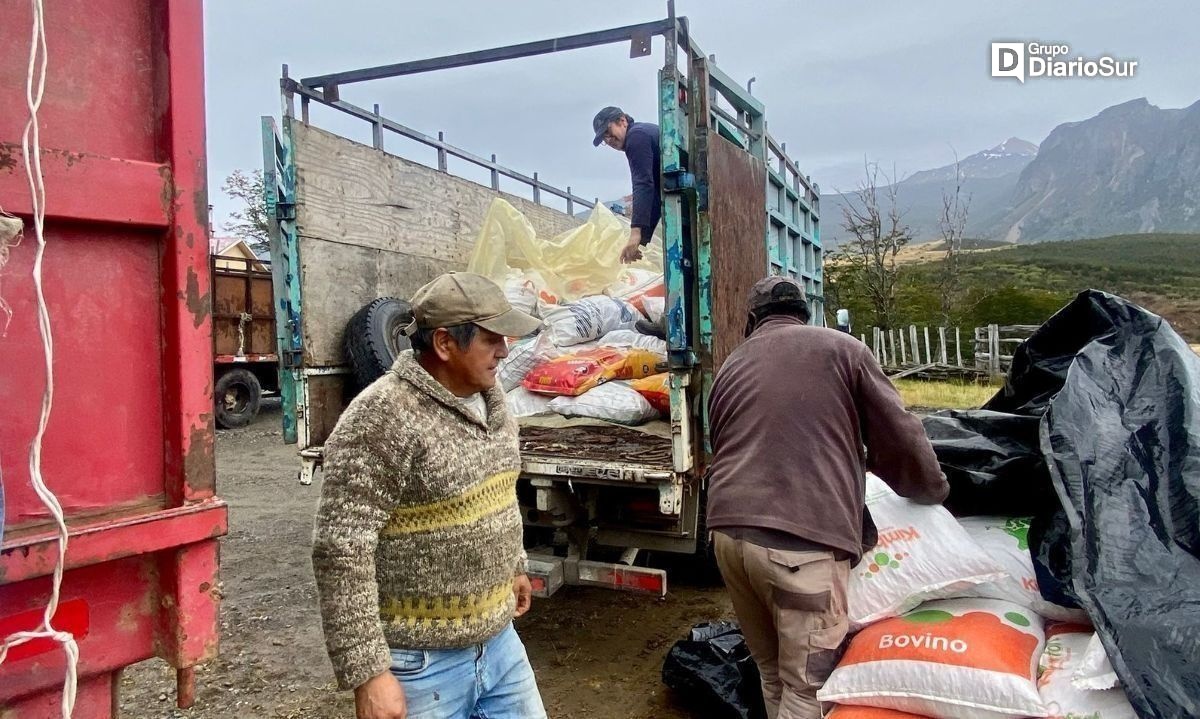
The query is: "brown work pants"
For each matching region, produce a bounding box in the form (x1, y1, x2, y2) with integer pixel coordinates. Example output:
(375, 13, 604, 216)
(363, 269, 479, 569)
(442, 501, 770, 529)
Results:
(714, 532, 851, 719)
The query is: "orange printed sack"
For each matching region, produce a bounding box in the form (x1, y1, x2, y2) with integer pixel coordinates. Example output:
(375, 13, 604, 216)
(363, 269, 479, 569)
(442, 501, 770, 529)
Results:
(522, 347, 663, 397)
(826, 707, 933, 719)
(818, 598, 1048, 719)
(630, 373, 670, 415)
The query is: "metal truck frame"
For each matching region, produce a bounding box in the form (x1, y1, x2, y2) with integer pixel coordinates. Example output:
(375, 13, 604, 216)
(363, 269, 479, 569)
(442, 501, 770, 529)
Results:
(263, 3, 823, 597)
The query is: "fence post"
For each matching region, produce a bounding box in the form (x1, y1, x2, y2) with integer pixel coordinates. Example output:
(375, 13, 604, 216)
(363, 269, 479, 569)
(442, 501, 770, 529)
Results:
(955, 327, 963, 367)
(889, 330, 897, 367)
(899, 331, 907, 365)
(371, 103, 384, 150)
(910, 326, 920, 363)
(924, 326, 932, 364)
(989, 324, 1001, 376)
(938, 326, 948, 365)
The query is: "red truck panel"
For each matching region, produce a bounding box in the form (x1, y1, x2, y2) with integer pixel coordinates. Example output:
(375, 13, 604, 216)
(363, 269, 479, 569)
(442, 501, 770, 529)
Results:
(0, 0, 228, 714)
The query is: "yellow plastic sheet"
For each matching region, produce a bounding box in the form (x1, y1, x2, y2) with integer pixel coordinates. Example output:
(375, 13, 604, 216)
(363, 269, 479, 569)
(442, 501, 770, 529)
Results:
(467, 198, 662, 302)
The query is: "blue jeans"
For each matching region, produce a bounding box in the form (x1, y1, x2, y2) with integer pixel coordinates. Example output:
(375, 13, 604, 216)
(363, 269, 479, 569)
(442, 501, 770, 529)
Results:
(389, 623, 546, 718)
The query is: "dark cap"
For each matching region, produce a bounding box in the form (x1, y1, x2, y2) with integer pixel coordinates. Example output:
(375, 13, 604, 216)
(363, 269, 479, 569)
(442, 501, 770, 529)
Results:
(747, 276, 806, 313)
(592, 106, 625, 146)
(401, 272, 542, 338)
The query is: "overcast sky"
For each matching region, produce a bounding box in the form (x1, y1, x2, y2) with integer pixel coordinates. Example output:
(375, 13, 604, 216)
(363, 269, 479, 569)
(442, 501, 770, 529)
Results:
(203, 0, 1200, 233)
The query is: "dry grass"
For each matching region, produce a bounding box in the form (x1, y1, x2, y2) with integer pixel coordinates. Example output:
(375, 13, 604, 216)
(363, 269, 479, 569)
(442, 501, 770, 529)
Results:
(892, 378, 1000, 410)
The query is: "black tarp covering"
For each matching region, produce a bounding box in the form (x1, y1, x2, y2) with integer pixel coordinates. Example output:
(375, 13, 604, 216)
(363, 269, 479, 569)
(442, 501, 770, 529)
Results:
(661, 622, 765, 719)
(924, 291, 1200, 719)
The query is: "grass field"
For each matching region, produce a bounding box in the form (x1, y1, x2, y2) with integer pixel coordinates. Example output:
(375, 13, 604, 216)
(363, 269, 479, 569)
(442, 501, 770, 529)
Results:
(893, 379, 999, 410)
(831, 233, 1200, 342)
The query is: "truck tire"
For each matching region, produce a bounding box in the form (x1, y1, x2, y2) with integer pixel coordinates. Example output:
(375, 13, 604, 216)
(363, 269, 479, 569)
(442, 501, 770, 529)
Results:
(344, 297, 413, 393)
(215, 368, 262, 429)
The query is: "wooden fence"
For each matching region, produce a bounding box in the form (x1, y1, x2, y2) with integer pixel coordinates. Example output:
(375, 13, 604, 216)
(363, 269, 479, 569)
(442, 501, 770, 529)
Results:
(973, 324, 1039, 375)
(858, 323, 1037, 378)
(861, 325, 964, 370)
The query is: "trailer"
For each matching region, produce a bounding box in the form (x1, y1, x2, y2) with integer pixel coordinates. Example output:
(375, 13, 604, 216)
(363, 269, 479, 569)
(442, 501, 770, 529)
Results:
(0, 0, 227, 715)
(264, 3, 823, 596)
(211, 254, 280, 428)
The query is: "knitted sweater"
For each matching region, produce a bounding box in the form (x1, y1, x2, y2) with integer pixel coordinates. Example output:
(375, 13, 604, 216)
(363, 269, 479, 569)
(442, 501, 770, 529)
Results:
(311, 352, 527, 691)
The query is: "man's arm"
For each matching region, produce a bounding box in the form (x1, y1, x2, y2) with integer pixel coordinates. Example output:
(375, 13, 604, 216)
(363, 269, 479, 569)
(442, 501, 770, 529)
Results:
(311, 403, 408, 691)
(626, 130, 660, 242)
(855, 351, 949, 505)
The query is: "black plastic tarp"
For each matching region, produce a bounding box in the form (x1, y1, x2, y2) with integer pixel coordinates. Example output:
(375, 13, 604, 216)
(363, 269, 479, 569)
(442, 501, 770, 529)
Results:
(924, 290, 1200, 719)
(661, 621, 766, 719)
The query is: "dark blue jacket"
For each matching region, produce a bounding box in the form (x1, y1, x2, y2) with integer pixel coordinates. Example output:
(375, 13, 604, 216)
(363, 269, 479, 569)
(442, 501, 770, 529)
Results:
(625, 122, 661, 242)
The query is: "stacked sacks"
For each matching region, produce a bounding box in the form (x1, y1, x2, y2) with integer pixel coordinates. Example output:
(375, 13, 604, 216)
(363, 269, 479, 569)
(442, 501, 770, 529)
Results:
(818, 476, 1139, 718)
(498, 284, 668, 426)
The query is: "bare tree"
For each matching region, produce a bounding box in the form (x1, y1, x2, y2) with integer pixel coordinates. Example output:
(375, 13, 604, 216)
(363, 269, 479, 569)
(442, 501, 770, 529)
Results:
(221, 169, 269, 254)
(832, 160, 912, 329)
(937, 154, 972, 325)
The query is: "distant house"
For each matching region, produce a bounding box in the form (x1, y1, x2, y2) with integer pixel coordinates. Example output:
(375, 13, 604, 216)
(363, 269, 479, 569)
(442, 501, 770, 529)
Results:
(209, 237, 268, 272)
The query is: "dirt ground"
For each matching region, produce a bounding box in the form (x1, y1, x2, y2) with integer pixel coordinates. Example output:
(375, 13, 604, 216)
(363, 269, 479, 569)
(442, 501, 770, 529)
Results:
(120, 401, 733, 718)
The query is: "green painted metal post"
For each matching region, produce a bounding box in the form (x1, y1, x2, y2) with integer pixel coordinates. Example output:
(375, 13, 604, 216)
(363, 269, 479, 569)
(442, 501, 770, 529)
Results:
(261, 114, 303, 444)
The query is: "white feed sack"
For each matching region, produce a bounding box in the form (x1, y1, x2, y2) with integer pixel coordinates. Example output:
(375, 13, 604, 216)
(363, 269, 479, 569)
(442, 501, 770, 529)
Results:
(542, 296, 641, 346)
(1073, 632, 1120, 691)
(958, 516, 1090, 623)
(547, 382, 659, 426)
(1039, 629, 1136, 719)
(849, 474, 1006, 628)
(505, 387, 553, 418)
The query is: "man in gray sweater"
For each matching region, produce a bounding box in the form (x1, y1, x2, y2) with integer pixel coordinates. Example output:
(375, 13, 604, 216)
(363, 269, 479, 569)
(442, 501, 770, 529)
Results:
(312, 272, 546, 719)
(706, 276, 949, 719)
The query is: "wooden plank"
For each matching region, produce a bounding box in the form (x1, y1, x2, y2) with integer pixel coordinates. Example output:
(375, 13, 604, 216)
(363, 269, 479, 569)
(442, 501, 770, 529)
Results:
(888, 362, 938, 380)
(292, 122, 580, 265)
(292, 123, 584, 367)
(706, 135, 768, 369)
(955, 327, 963, 367)
(939, 326, 948, 364)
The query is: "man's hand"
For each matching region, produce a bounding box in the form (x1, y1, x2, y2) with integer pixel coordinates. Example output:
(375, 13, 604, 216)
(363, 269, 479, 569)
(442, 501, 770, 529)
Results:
(513, 574, 533, 617)
(620, 228, 644, 264)
(355, 671, 407, 719)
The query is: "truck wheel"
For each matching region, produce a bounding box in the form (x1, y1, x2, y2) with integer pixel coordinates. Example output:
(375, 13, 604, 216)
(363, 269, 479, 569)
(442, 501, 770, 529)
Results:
(215, 368, 262, 429)
(344, 297, 413, 393)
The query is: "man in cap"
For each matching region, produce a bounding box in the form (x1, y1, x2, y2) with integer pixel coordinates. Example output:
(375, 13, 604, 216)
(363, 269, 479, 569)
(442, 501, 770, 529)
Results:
(705, 276, 949, 719)
(592, 105, 661, 264)
(312, 272, 547, 719)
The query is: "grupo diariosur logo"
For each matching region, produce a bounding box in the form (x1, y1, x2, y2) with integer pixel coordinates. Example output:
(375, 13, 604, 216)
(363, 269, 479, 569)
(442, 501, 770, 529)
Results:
(991, 42, 1138, 83)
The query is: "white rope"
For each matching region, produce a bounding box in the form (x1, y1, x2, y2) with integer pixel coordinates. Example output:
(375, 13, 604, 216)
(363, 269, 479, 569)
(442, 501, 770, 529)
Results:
(0, 1, 80, 715)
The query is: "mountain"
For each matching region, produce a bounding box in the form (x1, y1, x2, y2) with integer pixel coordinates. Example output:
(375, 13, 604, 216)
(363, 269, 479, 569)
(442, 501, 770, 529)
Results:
(821, 97, 1200, 247)
(988, 98, 1200, 243)
(821, 138, 1037, 247)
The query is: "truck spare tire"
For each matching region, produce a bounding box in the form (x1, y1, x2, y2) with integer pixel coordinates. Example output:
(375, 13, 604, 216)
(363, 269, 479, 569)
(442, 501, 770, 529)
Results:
(344, 297, 413, 393)
(215, 367, 262, 429)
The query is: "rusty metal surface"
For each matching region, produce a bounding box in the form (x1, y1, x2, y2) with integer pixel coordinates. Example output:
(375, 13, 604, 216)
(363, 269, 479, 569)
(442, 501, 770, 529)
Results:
(0, 0, 225, 714)
(212, 258, 277, 357)
(706, 135, 768, 369)
(519, 425, 673, 470)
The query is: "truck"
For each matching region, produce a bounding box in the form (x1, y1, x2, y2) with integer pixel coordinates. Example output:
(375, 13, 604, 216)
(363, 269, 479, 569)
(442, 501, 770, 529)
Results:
(211, 254, 280, 428)
(263, 4, 824, 597)
(0, 0, 227, 715)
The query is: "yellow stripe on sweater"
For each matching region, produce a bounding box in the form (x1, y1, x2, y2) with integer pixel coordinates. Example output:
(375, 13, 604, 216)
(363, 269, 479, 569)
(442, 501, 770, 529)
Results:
(380, 581, 513, 629)
(382, 470, 518, 536)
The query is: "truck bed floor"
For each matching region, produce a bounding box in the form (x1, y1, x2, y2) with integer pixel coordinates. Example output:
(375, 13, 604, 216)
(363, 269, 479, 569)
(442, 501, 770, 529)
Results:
(519, 423, 673, 470)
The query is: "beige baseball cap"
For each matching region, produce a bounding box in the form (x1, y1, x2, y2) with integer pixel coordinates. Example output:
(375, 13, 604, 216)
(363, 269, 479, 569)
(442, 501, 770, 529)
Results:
(401, 272, 542, 338)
